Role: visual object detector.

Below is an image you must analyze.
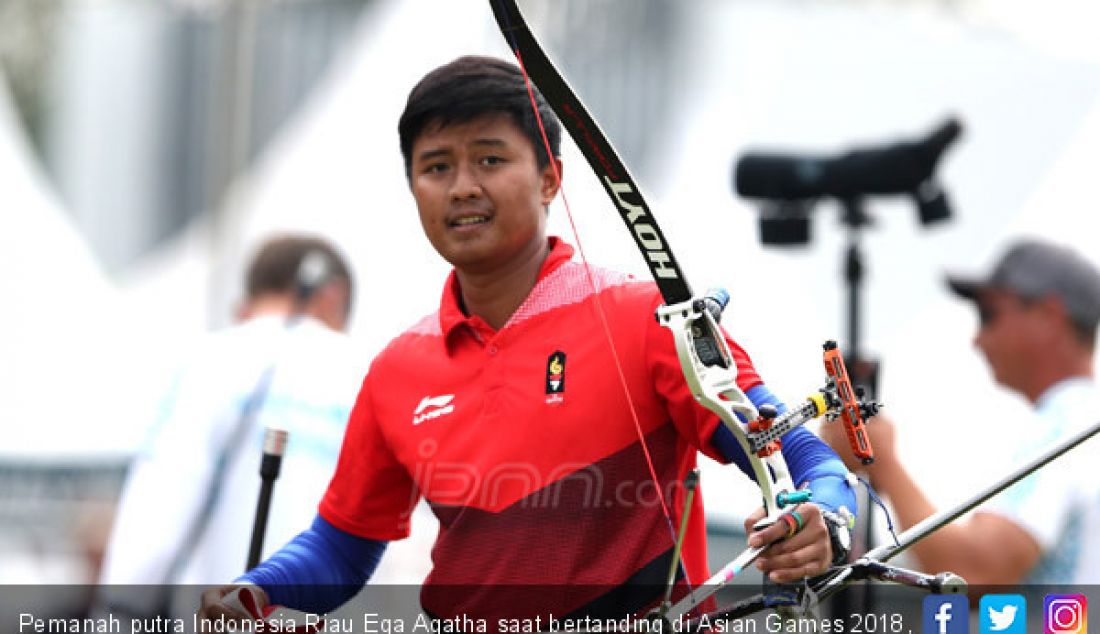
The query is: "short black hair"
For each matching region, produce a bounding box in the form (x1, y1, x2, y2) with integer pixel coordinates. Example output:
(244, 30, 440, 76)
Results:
(398, 55, 561, 179)
(246, 235, 353, 310)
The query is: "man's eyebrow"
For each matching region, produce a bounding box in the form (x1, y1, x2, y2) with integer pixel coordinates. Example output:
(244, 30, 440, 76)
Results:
(415, 148, 450, 162)
(415, 138, 507, 162)
(471, 138, 507, 147)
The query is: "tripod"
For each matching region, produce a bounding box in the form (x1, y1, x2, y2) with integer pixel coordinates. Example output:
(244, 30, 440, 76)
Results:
(831, 196, 881, 617)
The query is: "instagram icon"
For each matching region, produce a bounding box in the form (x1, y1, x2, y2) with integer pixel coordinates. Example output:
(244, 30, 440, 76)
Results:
(1045, 595, 1088, 634)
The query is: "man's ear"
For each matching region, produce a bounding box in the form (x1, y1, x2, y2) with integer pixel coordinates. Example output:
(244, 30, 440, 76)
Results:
(1034, 294, 1076, 340)
(1038, 292, 1073, 330)
(1036, 294, 1067, 319)
(540, 158, 563, 206)
(307, 281, 351, 332)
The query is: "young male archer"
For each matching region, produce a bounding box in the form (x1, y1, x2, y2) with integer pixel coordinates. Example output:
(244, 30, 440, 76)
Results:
(200, 55, 857, 623)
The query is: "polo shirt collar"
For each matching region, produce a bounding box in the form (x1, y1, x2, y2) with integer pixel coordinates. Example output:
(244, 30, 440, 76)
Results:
(438, 237, 574, 347)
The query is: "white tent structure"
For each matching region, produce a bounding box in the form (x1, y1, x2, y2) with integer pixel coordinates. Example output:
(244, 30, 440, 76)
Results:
(0, 74, 153, 584)
(0, 77, 152, 460)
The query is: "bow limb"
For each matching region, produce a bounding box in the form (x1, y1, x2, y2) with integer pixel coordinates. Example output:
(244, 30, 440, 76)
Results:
(486, 0, 798, 594)
(487, 0, 690, 303)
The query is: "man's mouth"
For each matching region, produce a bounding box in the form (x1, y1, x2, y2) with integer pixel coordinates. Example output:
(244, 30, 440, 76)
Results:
(449, 214, 491, 227)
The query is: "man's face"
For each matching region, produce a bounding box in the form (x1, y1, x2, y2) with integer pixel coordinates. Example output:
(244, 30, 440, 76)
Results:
(408, 113, 559, 274)
(973, 288, 1046, 391)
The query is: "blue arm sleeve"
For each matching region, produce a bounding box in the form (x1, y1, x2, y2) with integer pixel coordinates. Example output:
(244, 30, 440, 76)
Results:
(236, 515, 387, 614)
(709, 384, 857, 514)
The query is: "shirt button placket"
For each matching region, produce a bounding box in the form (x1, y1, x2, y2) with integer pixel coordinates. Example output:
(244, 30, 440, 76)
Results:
(484, 340, 502, 416)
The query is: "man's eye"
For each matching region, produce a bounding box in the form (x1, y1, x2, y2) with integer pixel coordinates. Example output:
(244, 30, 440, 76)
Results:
(423, 162, 449, 174)
(480, 155, 504, 166)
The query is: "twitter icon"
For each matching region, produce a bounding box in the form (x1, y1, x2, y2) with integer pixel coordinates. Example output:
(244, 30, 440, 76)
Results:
(981, 594, 1027, 634)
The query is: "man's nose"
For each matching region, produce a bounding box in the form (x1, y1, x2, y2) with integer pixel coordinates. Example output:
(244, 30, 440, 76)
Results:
(450, 163, 482, 199)
(972, 329, 987, 353)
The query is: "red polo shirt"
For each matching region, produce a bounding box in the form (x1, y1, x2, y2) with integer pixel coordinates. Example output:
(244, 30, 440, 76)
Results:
(319, 237, 763, 620)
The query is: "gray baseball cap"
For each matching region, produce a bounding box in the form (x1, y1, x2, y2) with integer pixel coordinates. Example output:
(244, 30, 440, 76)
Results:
(946, 239, 1100, 331)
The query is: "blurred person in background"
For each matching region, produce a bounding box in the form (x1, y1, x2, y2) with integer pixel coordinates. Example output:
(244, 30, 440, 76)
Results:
(822, 238, 1100, 585)
(198, 55, 857, 625)
(97, 234, 365, 616)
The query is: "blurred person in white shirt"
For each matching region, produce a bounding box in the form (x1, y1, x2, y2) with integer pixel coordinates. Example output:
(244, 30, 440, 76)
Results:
(98, 235, 366, 617)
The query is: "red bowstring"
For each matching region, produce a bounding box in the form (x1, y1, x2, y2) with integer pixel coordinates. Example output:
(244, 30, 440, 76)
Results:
(510, 50, 679, 537)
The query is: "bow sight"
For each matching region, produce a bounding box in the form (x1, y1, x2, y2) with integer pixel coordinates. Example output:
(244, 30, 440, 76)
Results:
(746, 340, 876, 466)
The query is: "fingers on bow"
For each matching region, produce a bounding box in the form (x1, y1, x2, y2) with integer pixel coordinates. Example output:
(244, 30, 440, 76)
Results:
(754, 504, 832, 582)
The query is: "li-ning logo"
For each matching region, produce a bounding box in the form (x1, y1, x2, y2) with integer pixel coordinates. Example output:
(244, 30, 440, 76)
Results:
(412, 394, 455, 425)
(603, 177, 677, 280)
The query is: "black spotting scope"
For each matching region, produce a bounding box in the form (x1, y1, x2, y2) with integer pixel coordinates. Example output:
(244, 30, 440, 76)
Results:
(734, 117, 962, 242)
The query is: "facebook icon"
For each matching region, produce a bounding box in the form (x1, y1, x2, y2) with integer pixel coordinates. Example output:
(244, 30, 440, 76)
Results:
(925, 595, 970, 634)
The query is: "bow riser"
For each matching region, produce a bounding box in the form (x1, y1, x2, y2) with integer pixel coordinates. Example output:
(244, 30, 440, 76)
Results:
(657, 302, 797, 621)
(656, 302, 796, 517)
